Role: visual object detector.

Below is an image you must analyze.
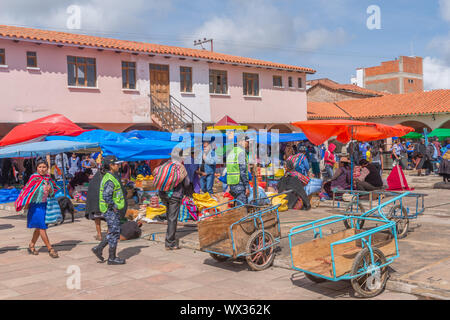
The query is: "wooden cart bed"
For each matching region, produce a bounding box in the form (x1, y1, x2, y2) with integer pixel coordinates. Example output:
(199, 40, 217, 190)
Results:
(291, 229, 396, 278)
(198, 206, 280, 258)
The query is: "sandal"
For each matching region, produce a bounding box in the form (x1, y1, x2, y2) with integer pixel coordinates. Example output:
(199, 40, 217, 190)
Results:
(27, 244, 39, 255)
(48, 247, 59, 258)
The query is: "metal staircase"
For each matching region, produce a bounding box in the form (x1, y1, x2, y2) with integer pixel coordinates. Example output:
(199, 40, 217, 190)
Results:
(150, 94, 204, 132)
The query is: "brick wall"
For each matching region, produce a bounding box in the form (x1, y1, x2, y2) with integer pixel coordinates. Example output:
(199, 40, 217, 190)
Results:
(402, 56, 423, 75)
(365, 78, 399, 94)
(307, 86, 375, 102)
(403, 78, 423, 93)
(364, 60, 400, 77)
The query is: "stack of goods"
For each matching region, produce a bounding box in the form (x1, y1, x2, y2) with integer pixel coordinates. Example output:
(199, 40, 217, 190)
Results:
(267, 192, 288, 212)
(193, 192, 219, 219)
(135, 174, 155, 190)
(0, 188, 20, 204)
(145, 196, 166, 220)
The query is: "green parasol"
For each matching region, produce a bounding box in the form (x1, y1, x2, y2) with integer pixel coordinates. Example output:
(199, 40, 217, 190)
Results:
(428, 128, 450, 141)
(401, 131, 423, 139)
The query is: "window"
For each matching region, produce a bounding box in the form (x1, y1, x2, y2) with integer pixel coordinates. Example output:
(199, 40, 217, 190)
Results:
(122, 61, 136, 89)
(180, 66, 192, 92)
(0, 49, 5, 65)
(298, 77, 303, 89)
(273, 76, 282, 87)
(408, 79, 414, 84)
(26, 51, 37, 68)
(209, 69, 228, 94)
(243, 73, 259, 96)
(288, 76, 293, 88)
(67, 56, 96, 87)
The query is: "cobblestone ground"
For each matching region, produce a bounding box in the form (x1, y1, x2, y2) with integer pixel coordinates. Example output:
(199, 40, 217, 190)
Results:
(0, 206, 422, 300)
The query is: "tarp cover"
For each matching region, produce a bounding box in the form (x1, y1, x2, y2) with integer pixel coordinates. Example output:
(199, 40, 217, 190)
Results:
(0, 140, 100, 158)
(291, 120, 414, 145)
(0, 114, 87, 146)
(46, 130, 180, 161)
(428, 128, 450, 140)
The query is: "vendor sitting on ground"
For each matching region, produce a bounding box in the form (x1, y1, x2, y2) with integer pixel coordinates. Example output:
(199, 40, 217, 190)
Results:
(68, 168, 92, 197)
(119, 220, 143, 241)
(277, 158, 311, 210)
(355, 159, 384, 191)
(323, 157, 351, 195)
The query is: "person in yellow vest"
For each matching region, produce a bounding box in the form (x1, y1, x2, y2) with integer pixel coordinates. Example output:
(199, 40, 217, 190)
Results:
(91, 156, 127, 265)
(226, 138, 250, 205)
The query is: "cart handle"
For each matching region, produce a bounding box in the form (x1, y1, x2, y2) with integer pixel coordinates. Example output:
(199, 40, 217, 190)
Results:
(361, 191, 411, 220)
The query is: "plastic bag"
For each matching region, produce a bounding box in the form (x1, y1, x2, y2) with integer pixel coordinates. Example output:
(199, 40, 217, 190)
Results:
(271, 194, 288, 212)
(193, 192, 219, 212)
(146, 205, 166, 219)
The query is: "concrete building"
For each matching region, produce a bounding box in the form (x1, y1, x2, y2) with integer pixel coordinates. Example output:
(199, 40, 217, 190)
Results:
(306, 78, 386, 103)
(350, 56, 423, 94)
(0, 25, 316, 136)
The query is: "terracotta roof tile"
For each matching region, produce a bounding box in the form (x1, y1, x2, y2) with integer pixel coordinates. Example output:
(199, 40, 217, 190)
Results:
(308, 89, 450, 119)
(307, 78, 387, 96)
(0, 25, 315, 73)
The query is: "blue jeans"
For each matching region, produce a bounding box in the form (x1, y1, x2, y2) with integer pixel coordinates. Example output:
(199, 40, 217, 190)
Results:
(200, 174, 215, 194)
(325, 164, 334, 180)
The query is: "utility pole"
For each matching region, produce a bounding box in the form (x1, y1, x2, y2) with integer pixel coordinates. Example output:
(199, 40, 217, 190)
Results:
(194, 38, 213, 52)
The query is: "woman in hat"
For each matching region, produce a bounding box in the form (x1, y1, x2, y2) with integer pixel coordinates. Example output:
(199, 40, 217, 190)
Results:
(15, 158, 59, 258)
(323, 157, 351, 195)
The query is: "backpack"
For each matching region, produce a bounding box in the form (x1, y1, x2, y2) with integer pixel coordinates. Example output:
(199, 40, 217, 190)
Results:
(152, 161, 187, 192)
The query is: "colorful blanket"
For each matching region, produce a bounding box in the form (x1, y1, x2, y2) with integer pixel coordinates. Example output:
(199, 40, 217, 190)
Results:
(15, 173, 58, 212)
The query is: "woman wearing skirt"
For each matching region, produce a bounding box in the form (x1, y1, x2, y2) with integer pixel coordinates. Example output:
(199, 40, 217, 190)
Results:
(15, 158, 59, 258)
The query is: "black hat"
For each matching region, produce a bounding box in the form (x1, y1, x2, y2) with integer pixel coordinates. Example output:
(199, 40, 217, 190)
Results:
(103, 155, 123, 166)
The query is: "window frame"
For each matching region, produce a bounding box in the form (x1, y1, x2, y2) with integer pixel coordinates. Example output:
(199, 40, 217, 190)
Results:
(0, 49, 5, 65)
(298, 77, 303, 89)
(209, 69, 228, 94)
(67, 55, 97, 87)
(273, 75, 283, 88)
(122, 61, 136, 89)
(288, 76, 293, 88)
(243, 72, 259, 96)
(180, 66, 193, 93)
(26, 51, 37, 68)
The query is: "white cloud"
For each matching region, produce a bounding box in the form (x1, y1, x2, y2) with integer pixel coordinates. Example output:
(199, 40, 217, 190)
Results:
(440, 0, 450, 22)
(296, 27, 348, 51)
(423, 56, 450, 90)
(188, 0, 349, 56)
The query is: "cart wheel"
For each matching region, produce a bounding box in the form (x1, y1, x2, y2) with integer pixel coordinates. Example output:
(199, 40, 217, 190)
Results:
(304, 272, 327, 283)
(245, 230, 275, 271)
(387, 205, 409, 239)
(343, 202, 365, 229)
(209, 253, 229, 262)
(350, 247, 389, 298)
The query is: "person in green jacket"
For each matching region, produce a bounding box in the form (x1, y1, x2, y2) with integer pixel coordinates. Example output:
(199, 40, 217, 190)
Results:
(92, 156, 127, 265)
(226, 138, 250, 205)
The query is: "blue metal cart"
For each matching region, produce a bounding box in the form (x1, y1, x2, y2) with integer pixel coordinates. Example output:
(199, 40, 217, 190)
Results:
(289, 193, 409, 298)
(198, 199, 281, 271)
(332, 189, 426, 238)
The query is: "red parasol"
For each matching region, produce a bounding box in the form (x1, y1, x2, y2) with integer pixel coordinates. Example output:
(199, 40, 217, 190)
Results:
(291, 120, 413, 146)
(0, 114, 87, 146)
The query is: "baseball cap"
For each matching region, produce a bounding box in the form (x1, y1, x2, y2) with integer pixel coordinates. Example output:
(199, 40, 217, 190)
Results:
(103, 155, 123, 166)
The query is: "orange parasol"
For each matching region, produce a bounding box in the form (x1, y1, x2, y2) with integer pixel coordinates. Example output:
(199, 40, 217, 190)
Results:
(291, 120, 413, 146)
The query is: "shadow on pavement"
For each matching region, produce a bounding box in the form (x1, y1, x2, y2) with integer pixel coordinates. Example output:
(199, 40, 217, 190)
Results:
(289, 271, 353, 299)
(203, 257, 250, 272)
(0, 214, 26, 220)
(0, 245, 20, 254)
(0, 223, 14, 230)
(40, 240, 83, 252)
(118, 245, 149, 260)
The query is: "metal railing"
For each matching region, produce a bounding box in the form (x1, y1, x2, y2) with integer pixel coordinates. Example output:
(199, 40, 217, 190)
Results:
(149, 93, 204, 132)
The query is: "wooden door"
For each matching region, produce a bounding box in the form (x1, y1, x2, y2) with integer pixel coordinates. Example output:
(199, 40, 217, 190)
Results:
(150, 64, 170, 106)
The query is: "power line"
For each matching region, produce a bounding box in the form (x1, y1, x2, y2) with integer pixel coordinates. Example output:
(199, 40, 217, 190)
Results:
(5, 23, 395, 60)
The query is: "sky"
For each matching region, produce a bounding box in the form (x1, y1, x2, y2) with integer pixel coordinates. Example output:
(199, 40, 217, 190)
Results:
(0, 0, 449, 89)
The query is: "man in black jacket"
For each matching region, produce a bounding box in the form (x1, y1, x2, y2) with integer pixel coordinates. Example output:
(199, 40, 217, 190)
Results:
(356, 159, 384, 191)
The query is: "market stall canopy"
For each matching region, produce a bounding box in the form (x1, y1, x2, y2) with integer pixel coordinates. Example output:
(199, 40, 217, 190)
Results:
(401, 132, 423, 139)
(0, 140, 100, 158)
(207, 115, 248, 131)
(428, 128, 450, 141)
(291, 120, 414, 145)
(0, 114, 87, 147)
(46, 130, 181, 161)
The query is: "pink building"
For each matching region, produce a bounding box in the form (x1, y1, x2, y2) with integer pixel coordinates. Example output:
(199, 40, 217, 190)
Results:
(0, 25, 315, 135)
